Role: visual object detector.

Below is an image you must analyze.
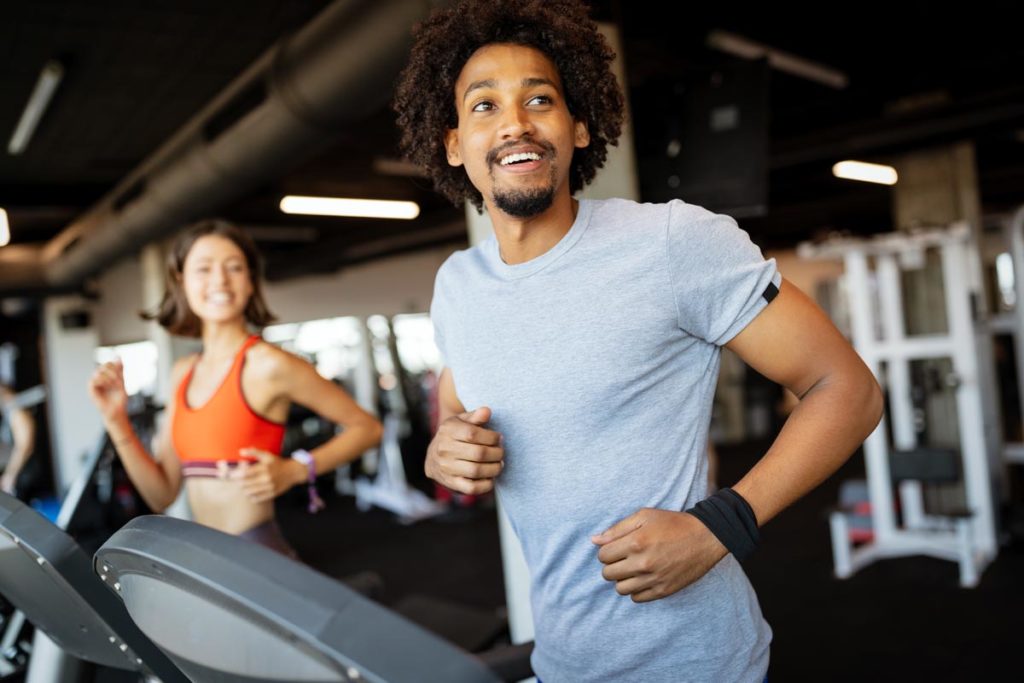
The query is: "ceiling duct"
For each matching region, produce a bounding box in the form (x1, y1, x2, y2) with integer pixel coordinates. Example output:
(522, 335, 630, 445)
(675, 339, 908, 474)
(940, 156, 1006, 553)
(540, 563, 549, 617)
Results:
(24, 0, 445, 292)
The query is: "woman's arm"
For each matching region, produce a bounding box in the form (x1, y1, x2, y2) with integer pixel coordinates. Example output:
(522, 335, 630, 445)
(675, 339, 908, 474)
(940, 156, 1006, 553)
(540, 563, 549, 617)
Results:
(89, 357, 186, 512)
(235, 348, 383, 503)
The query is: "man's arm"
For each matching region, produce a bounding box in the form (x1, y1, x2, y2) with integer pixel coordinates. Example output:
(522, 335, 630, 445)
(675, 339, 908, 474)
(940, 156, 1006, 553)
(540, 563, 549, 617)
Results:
(594, 278, 883, 602)
(724, 278, 883, 524)
(423, 368, 505, 495)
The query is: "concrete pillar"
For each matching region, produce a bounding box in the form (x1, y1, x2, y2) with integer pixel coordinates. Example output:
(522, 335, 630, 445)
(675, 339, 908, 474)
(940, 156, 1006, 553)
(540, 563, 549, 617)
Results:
(140, 242, 195, 519)
(892, 142, 982, 233)
(41, 297, 102, 495)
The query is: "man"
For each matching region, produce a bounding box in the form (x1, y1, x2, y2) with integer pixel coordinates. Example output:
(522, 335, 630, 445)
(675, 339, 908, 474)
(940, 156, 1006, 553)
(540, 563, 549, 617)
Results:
(394, 1, 883, 681)
(0, 384, 36, 496)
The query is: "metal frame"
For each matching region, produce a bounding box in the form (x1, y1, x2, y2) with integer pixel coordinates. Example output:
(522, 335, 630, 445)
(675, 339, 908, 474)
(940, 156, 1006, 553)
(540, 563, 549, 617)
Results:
(1000, 204, 1024, 465)
(799, 223, 999, 587)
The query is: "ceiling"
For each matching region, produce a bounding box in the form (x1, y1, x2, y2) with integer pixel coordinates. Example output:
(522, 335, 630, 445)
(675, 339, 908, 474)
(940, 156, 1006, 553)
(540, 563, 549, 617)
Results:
(1, 0, 1023, 289)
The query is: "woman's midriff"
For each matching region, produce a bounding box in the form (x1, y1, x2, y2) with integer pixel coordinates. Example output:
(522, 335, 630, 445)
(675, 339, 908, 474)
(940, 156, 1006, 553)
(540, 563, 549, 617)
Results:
(185, 477, 275, 535)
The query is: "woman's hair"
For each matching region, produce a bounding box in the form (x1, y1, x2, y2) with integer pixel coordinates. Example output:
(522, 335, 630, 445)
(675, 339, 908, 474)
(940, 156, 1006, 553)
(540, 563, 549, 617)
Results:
(142, 219, 276, 337)
(393, 0, 625, 211)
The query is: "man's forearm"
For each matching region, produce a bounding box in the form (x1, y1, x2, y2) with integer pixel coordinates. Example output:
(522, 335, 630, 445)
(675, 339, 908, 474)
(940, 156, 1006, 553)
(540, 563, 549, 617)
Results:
(731, 369, 883, 526)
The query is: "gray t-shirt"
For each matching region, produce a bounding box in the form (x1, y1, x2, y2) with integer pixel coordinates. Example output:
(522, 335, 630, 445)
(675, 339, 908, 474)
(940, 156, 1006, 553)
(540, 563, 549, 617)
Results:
(431, 197, 781, 682)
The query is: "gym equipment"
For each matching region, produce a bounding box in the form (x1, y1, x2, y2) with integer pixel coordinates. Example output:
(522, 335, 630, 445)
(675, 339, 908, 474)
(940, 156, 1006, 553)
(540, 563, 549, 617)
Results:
(96, 515, 532, 682)
(0, 491, 187, 682)
(5, 384, 47, 411)
(993, 203, 1024, 464)
(354, 412, 446, 524)
(800, 223, 1002, 587)
(1, 394, 159, 680)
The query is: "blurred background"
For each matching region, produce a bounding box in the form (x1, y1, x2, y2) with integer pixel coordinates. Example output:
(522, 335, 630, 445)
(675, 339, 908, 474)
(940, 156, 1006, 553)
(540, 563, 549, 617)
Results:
(1, 1, 1023, 680)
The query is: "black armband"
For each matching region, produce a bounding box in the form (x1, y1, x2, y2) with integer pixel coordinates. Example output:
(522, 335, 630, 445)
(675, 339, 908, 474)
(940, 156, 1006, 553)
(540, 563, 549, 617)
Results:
(685, 487, 760, 562)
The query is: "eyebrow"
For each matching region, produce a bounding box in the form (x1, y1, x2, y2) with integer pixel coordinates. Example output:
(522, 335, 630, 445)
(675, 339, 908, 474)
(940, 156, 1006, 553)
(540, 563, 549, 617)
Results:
(461, 77, 559, 102)
(191, 255, 244, 264)
(522, 77, 557, 89)
(463, 79, 496, 102)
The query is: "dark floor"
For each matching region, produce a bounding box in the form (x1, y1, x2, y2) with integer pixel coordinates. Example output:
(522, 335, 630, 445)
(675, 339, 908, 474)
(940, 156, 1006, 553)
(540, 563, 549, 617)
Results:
(5, 440, 1022, 682)
(276, 439, 1024, 682)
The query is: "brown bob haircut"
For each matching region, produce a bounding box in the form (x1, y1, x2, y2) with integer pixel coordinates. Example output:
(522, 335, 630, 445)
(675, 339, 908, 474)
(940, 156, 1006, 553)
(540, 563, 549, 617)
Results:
(142, 219, 276, 337)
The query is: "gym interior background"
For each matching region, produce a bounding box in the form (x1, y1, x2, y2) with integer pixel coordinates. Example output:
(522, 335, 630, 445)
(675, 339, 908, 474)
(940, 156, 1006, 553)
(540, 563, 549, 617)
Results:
(2, 0, 1024, 680)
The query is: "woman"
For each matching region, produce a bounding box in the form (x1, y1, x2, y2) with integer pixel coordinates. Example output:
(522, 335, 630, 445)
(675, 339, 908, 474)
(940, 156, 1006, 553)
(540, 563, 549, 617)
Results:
(88, 219, 382, 556)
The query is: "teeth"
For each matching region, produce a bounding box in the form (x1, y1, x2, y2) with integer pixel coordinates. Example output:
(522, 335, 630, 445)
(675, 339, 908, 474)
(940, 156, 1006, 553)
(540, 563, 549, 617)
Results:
(500, 152, 542, 166)
(208, 293, 231, 303)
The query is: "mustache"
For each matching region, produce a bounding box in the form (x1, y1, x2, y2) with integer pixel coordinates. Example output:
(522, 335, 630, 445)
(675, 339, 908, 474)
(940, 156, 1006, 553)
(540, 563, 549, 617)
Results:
(486, 138, 557, 167)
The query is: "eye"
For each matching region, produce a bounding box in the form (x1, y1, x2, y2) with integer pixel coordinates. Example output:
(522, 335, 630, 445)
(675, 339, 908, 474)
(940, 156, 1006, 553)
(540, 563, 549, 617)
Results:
(528, 95, 552, 106)
(471, 100, 494, 112)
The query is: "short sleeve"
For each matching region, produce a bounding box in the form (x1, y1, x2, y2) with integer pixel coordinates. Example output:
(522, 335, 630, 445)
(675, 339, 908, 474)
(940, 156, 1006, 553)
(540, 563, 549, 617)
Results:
(429, 263, 451, 365)
(665, 200, 781, 346)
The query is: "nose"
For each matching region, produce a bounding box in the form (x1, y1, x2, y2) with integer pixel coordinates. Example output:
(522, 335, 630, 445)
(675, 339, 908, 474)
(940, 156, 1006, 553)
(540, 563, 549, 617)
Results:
(499, 104, 534, 140)
(213, 264, 229, 284)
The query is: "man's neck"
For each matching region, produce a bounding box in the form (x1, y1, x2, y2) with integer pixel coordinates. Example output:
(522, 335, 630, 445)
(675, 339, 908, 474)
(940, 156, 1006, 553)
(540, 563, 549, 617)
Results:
(488, 192, 578, 265)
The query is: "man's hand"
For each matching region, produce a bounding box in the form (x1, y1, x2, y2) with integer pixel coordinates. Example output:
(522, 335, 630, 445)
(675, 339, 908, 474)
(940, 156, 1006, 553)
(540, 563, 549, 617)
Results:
(592, 508, 729, 603)
(424, 407, 504, 495)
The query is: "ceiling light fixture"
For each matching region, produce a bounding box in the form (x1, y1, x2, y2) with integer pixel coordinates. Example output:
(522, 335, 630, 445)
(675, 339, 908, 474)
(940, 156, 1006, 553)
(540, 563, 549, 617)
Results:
(8, 59, 64, 156)
(706, 31, 848, 90)
(0, 208, 10, 247)
(832, 161, 898, 185)
(372, 157, 429, 178)
(279, 195, 420, 220)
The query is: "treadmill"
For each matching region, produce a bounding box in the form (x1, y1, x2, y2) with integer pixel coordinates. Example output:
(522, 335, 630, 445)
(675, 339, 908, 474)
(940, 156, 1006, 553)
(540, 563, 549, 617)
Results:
(0, 491, 187, 682)
(96, 515, 533, 682)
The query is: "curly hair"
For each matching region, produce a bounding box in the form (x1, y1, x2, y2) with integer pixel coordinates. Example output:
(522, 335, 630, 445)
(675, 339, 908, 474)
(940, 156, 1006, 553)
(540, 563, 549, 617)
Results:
(393, 0, 625, 211)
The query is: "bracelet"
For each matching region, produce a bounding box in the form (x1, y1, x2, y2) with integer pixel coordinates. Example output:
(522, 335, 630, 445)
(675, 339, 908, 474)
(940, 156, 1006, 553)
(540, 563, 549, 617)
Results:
(290, 449, 326, 514)
(685, 487, 760, 562)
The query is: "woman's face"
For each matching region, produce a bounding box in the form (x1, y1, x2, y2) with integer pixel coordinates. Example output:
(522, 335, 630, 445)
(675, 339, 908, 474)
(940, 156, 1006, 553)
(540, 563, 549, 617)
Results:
(180, 234, 254, 326)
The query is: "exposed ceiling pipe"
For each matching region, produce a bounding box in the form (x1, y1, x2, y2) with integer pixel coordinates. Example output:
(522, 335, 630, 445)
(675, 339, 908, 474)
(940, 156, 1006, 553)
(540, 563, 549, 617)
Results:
(18, 0, 446, 293)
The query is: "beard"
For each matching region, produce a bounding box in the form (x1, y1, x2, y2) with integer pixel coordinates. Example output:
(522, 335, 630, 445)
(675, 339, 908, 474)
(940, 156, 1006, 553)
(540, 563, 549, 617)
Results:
(486, 138, 559, 218)
(491, 184, 556, 218)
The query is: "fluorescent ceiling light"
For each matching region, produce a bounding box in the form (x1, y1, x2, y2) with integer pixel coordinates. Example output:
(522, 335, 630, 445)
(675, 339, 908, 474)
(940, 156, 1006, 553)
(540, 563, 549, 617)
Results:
(8, 60, 64, 155)
(706, 30, 848, 90)
(279, 195, 420, 220)
(372, 157, 429, 178)
(0, 208, 9, 247)
(832, 161, 898, 185)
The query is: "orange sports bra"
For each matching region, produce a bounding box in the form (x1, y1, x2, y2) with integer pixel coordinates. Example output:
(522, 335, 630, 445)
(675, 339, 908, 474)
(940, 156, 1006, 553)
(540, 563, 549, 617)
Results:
(172, 335, 286, 478)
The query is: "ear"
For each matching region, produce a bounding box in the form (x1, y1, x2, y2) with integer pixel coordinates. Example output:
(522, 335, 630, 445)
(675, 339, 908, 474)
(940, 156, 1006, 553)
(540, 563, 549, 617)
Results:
(444, 128, 463, 167)
(574, 119, 590, 149)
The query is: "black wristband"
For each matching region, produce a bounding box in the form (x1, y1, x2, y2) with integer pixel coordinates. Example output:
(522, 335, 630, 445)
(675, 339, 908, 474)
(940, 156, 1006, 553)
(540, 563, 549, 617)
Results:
(686, 488, 760, 562)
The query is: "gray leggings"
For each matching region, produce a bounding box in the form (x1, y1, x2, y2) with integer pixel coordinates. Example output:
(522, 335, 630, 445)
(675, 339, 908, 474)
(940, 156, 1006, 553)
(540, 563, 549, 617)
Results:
(238, 519, 299, 560)
(237, 519, 383, 599)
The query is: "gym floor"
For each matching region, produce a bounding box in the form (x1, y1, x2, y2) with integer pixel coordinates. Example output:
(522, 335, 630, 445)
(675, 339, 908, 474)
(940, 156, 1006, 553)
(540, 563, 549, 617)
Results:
(276, 438, 1024, 683)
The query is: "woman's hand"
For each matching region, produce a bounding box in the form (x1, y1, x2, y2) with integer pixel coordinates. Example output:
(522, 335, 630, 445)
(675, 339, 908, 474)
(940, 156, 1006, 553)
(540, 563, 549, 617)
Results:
(230, 448, 306, 503)
(88, 359, 129, 425)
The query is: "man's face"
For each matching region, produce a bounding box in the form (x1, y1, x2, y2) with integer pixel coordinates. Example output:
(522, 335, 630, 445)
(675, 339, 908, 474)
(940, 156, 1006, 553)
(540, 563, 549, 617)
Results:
(445, 43, 590, 218)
